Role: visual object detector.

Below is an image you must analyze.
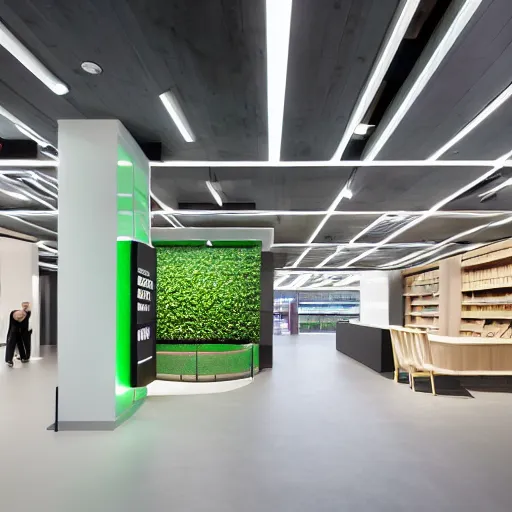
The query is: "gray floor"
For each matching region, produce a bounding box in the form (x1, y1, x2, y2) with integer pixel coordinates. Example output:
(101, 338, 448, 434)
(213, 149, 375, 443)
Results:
(1, 335, 512, 511)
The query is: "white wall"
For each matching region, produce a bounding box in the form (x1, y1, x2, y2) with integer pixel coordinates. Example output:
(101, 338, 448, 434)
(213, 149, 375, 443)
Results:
(0, 238, 39, 354)
(359, 270, 402, 327)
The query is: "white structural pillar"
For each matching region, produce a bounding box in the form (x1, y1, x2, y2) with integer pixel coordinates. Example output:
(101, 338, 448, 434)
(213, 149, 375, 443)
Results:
(0, 238, 39, 355)
(359, 270, 402, 327)
(58, 120, 150, 430)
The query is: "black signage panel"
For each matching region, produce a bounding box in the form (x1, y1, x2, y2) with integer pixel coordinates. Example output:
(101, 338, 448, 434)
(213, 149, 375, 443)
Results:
(130, 242, 157, 387)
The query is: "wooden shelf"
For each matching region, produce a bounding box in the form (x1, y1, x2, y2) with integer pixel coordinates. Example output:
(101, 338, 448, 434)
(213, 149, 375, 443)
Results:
(462, 301, 512, 306)
(407, 312, 438, 317)
(461, 311, 512, 320)
(411, 300, 439, 306)
(403, 292, 437, 297)
(462, 246, 512, 269)
(462, 282, 512, 292)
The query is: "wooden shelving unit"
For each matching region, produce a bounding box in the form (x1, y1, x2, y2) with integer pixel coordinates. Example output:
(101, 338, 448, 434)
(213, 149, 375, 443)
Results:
(460, 240, 512, 338)
(403, 264, 440, 331)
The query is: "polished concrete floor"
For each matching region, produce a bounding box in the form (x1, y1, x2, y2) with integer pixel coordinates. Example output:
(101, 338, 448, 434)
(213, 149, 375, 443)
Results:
(1, 335, 512, 511)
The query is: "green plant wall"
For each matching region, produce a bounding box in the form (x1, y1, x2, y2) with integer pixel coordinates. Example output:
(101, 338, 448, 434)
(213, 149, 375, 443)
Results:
(156, 244, 261, 342)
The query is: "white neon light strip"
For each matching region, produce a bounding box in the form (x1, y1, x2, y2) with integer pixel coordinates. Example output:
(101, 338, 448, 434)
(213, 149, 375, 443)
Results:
(0, 213, 57, 235)
(290, 247, 311, 268)
(16, 125, 49, 147)
(37, 241, 58, 254)
(349, 214, 388, 244)
(0, 175, 56, 210)
(150, 191, 184, 228)
(0, 20, 69, 95)
(365, 0, 482, 160)
(205, 181, 223, 206)
(159, 91, 195, 142)
(331, 0, 420, 160)
(149, 159, 500, 168)
(316, 247, 344, 268)
(0, 159, 507, 169)
(429, 82, 512, 160)
(266, 0, 293, 161)
(137, 356, 153, 365)
(342, 149, 512, 267)
(153, 209, 508, 218)
(39, 262, 58, 269)
(421, 243, 484, 266)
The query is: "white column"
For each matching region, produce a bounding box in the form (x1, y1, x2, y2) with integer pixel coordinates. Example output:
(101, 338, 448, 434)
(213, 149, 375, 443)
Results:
(58, 120, 149, 430)
(359, 270, 402, 327)
(0, 238, 39, 355)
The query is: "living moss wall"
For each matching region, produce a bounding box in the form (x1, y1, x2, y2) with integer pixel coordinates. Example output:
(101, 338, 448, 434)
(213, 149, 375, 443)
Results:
(156, 244, 261, 342)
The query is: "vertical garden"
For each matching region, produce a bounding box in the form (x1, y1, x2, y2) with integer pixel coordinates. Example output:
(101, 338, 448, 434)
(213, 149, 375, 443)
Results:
(155, 242, 261, 380)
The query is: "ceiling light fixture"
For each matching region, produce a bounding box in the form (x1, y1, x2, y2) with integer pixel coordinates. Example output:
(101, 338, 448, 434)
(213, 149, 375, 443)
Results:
(342, 148, 512, 268)
(331, 0, 420, 160)
(150, 191, 184, 229)
(37, 241, 58, 254)
(149, 159, 501, 168)
(420, 243, 485, 266)
(0, 212, 57, 236)
(0, 188, 29, 201)
(205, 180, 223, 207)
(364, 0, 482, 160)
(40, 147, 58, 161)
(39, 261, 58, 270)
(316, 247, 344, 268)
(0, 174, 57, 210)
(159, 90, 195, 143)
(428, 82, 512, 160)
(81, 61, 103, 75)
(478, 178, 512, 202)
(0, 159, 57, 168)
(24, 178, 58, 199)
(291, 247, 311, 268)
(0, 20, 69, 95)
(353, 123, 375, 136)
(266, 0, 293, 161)
(349, 214, 387, 244)
(288, 273, 312, 289)
(15, 124, 48, 147)
(118, 160, 133, 167)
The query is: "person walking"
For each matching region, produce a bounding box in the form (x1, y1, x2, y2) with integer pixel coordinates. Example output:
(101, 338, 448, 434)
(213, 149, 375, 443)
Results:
(5, 309, 29, 367)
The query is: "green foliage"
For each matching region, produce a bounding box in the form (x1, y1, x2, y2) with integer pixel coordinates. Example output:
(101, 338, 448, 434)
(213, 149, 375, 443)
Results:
(156, 246, 261, 342)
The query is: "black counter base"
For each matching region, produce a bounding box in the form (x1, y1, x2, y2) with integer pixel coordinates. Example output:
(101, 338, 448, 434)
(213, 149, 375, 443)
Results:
(336, 322, 394, 373)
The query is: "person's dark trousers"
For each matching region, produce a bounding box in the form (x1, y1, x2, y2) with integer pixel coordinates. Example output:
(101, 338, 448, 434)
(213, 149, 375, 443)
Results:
(5, 331, 28, 363)
(24, 330, 32, 360)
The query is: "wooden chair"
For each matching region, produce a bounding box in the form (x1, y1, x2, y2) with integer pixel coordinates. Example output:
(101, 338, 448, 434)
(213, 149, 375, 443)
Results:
(389, 326, 436, 394)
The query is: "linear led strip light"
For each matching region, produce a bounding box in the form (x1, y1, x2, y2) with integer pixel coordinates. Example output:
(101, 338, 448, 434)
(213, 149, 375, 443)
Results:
(150, 191, 184, 229)
(0, 212, 57, 236)
(0, 20, 68, 95)
(0, 174, 56, 210)
(382, 214, 512, 268)
(159, 90, 195, 143)
(365, 0, 483, 160)
(266, 0, 293, 161)
(341, 148, 512, 268)
(331, 0, 421, 160)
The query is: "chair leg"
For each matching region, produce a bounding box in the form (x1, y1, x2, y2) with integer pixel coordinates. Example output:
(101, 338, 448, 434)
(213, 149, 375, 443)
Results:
(430, 372, 436, 396)
(394, 369, 399, 383)
(410, 373, 416, 392)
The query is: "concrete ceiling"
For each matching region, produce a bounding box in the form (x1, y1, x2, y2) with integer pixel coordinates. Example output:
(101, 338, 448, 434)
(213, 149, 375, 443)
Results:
(0, 0, 512, 274)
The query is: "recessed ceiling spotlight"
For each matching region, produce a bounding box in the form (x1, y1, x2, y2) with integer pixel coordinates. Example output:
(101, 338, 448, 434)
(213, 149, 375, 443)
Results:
(81, 61, 103, 75)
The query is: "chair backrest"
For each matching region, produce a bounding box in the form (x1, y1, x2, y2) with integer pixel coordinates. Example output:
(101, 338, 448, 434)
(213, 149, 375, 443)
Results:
(390, 326, 431, 373)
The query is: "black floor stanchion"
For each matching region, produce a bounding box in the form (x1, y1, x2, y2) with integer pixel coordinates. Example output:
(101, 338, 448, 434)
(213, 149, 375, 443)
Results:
(55, 386, 59, 432)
